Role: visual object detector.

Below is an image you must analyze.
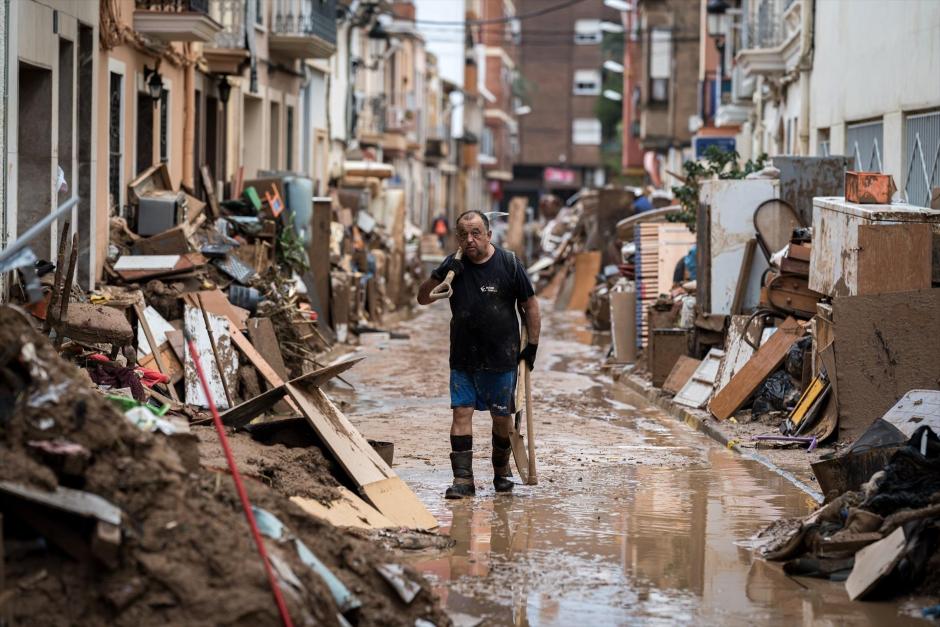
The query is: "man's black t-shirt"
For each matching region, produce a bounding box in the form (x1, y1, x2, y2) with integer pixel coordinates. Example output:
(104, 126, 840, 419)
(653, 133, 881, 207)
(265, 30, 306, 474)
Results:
(432, 246, 535, 373)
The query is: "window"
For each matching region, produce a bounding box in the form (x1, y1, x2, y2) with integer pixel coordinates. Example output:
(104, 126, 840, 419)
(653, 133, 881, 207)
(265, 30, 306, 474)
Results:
(574, 19, 602, 44)
(649, 28, 672, 103)
(108, 69, 124, 213)
(817, 127, 830, 157)
(904, 110, 940, 207)
(286, 105, 294, 171)
(846, 119, 884, 171)
(572, 118, 602, 145)
(270, 100, 281, 169)
(481, 127, 495, 156)
(573, 69, 601, 96)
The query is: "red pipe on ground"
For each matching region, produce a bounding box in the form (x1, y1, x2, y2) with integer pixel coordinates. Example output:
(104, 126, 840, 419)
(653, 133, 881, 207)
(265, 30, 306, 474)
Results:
(185, 331, 294, 627)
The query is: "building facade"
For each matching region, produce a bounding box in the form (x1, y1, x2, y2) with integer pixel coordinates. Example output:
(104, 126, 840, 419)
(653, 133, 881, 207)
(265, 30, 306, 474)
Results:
(5, 0, 100, 287)
(513, 0, 619, 203)
(633, 0, 700, 189)
(809, 0, 940, 207)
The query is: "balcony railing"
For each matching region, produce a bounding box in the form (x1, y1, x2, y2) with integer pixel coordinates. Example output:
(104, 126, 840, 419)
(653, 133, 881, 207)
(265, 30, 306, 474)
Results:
(385, 106, 408, 133)
(269, 0, 337, 59)
(134, 0, 221, 42)
(743, 0, 785, 49)
(736, 0, 802, 76)
(206, 0, 246, 49)
(136, 0, 210, 11)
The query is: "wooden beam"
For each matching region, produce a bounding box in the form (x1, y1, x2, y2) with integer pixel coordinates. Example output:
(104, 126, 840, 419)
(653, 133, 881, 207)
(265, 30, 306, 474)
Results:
(133, 303, 180, 401)
(708, 317, 805, 420)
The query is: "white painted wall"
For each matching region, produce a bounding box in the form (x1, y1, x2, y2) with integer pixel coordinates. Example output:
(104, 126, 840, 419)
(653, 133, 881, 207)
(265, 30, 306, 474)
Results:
(810, 0, 940, 182)
(329, 21, 351, 143)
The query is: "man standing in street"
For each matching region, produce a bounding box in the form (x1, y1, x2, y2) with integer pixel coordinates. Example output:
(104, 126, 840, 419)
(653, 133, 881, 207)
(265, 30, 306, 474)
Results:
(417, 210, 541, 498)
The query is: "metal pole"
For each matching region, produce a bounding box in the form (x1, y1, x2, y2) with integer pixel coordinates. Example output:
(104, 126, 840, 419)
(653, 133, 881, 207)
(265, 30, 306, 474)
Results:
(0, 196, 79, 267)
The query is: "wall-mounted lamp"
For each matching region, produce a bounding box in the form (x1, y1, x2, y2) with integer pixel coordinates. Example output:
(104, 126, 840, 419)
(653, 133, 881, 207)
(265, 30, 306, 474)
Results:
(145, 65, 163, 104)
(218, 76, 232, 105)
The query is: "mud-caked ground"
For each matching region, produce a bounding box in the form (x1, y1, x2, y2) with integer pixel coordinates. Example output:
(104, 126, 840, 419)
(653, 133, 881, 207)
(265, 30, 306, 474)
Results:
(333, 303, 929, 626)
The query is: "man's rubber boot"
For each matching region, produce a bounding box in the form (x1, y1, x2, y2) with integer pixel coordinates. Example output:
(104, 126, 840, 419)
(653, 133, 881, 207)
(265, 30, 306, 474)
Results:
(445, 451, 475, 499)
(492, 435, 514, 494)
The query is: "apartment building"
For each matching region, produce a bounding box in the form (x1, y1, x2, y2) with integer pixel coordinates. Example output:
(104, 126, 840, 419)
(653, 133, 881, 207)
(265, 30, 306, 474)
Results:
(809, 0, 940, 207)
(705, 0, 940, 209)
(4, 0, 99, 286)
(632, 0, 700, 187)
(513, 0, 620, 203)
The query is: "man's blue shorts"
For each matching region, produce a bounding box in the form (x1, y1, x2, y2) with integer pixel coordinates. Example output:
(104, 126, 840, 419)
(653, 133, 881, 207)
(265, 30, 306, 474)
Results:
(450, 369, 516, 415)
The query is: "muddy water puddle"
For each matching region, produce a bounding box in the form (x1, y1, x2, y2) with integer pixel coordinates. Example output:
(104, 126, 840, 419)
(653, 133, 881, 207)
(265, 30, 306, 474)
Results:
(402, 414, 923, 626)
(342, 309, 926, 625)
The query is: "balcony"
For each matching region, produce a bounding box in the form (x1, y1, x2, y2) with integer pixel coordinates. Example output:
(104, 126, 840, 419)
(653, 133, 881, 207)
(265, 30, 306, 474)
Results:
(134, 0, 222, 42)
(384, 104, 414, 134)
(269, 0, 337, 60)
(736, 0, 803, 77)
(204, 0, 249, 74)
(425, 138, 449, 160)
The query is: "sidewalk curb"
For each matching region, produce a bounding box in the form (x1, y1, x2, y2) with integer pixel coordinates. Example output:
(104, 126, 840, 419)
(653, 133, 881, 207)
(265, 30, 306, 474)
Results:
(616, 372, 824, 503)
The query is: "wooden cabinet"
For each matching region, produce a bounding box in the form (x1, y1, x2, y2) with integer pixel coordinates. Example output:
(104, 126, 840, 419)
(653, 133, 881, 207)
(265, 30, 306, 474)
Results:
(808, 197, 940, 297)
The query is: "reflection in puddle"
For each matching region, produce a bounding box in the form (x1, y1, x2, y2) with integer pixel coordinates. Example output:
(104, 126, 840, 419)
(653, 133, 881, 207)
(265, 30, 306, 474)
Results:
(407, 444, 925, 626)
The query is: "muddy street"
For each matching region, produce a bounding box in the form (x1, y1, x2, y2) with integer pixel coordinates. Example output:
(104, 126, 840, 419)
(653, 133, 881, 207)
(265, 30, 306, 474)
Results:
(334, 303, 924, 626)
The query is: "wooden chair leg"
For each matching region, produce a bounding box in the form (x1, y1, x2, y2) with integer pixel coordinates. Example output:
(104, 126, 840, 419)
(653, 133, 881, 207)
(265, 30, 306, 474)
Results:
(58, 233, 79, 324)
(45, 221, 71, 332)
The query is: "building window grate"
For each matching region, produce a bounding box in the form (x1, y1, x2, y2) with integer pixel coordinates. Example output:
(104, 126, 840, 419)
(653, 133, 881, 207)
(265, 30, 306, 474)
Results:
(846, 120, 884, 172)
(160, 89, 169, 164)
(108, 71, 123, 213)
(905, 110, 940, 208)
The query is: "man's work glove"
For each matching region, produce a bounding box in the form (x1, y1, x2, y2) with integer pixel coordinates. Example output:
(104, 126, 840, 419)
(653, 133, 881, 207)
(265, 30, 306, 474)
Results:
(519, 342, 538, 371)
(442, 255, 464, 277)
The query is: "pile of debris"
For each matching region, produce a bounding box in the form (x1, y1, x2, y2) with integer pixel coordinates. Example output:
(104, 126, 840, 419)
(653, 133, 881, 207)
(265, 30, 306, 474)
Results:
(525, 188, 665, 326)
(0, 307, 447, 625)
(754, 415, 940, 604)
(0, 161, 450, 623)
(598, 162, 940, 458)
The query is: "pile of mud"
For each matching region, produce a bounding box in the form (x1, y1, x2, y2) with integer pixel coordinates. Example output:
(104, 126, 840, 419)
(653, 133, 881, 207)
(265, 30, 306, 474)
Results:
(0, 307, 447, 626)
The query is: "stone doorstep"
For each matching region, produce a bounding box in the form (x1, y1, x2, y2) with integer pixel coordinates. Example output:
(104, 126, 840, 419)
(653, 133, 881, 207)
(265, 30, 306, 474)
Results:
(616, 371, 825, 504)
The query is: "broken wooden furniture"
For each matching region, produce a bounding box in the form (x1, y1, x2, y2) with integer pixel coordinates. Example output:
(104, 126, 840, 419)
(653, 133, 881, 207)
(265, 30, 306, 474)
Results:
(635, 222, 695, 347)
(673, 349, 724, 409)
(221, 335, 437, 530)
(708, 317, 806, 421)
(48, 231, 133, 357)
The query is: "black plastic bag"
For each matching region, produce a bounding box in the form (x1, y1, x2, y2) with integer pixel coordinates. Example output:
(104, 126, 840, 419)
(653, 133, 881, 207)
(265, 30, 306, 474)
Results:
(786, 336, 812, 379)
(752, 370, 800, 418)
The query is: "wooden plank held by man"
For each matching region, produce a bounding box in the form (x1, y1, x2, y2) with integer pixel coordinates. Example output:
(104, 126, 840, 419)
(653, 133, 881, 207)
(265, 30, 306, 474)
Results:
(511, 329, 538, 485)
(417, 210, 541, 499)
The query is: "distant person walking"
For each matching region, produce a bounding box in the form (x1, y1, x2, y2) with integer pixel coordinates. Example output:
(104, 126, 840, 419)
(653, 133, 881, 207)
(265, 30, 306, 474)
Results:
(432, 213, 449, 251)
(632, 186, 655, 214)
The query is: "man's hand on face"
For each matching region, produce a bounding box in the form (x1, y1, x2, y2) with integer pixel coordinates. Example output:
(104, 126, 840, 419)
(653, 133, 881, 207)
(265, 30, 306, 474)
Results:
(519, 342, 538, 371)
